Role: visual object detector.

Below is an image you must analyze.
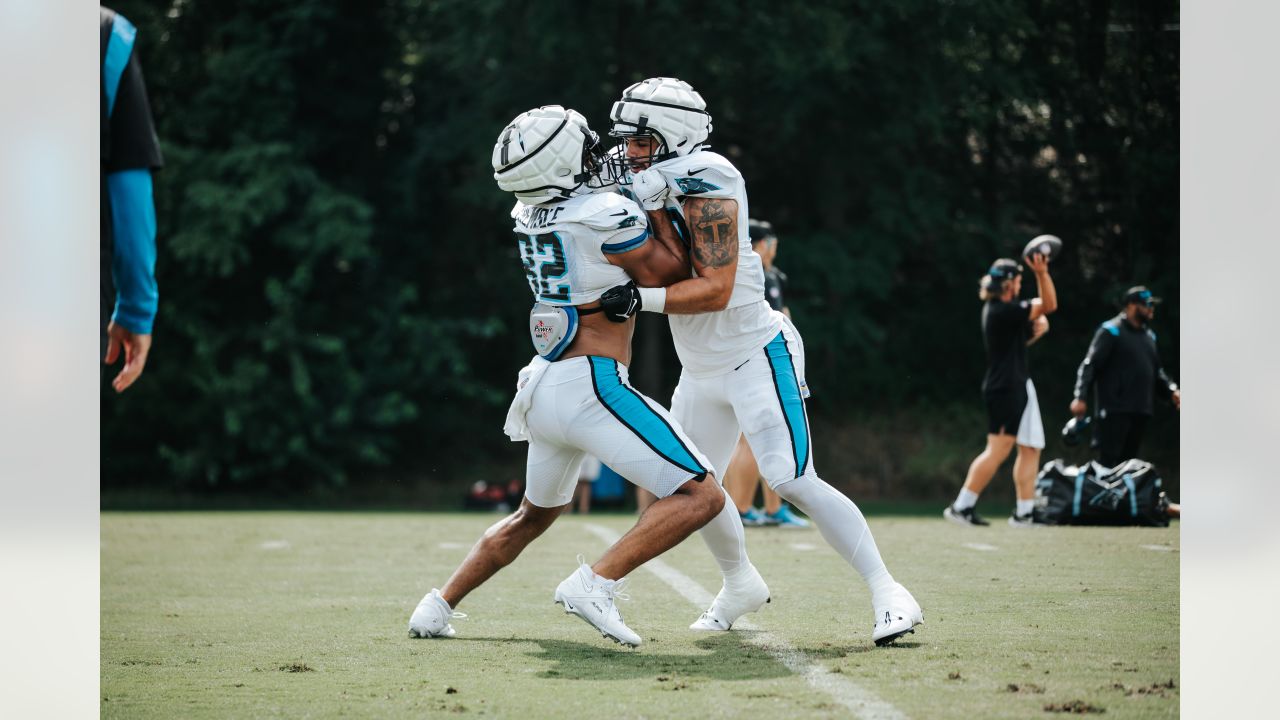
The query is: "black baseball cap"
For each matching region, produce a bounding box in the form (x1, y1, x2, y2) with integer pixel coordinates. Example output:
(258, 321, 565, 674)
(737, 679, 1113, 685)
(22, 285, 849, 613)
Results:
(988, 258, 1023, 281)
(1123, 286, 1162, 306)
(748, 219, 777, 244)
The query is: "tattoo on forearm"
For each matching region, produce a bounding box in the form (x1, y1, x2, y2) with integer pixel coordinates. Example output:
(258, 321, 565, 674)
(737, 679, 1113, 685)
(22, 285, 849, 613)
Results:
(690, 200, 736, 269)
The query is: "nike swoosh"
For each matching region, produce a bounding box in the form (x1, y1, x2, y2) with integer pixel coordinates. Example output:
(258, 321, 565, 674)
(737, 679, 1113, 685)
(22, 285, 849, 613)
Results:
(610, 210, 629, 216)
(687, 167, 709, 176)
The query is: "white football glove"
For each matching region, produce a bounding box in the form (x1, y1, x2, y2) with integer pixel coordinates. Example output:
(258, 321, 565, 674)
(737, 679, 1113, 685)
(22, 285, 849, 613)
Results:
(630, 168, 669, 211)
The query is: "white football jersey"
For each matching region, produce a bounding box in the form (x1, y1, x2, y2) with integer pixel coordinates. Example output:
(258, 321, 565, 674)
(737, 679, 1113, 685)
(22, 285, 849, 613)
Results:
(511, 190, 649, 306)
(642, 151, 783, 376)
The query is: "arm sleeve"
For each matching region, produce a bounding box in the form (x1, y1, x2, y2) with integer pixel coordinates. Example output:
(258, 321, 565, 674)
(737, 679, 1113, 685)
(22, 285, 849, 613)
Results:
(108, 170, 159, 334)
(1073, 328, 1114, 399)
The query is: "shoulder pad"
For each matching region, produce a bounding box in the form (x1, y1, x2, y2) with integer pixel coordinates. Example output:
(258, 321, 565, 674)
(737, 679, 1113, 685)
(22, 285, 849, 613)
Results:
(653, 152, 740, 198)
(576, 193, 646, 231)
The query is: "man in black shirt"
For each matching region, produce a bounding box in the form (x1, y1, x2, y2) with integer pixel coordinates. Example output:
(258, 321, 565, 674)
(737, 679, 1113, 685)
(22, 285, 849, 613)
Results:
(1070, 286, 1180, 467)
(945, 253, 1056, 527)
(101, 6, 164, 392)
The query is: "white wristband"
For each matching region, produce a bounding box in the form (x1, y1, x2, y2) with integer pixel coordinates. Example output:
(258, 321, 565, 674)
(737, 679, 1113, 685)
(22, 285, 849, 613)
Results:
(638, 287, 667, 314)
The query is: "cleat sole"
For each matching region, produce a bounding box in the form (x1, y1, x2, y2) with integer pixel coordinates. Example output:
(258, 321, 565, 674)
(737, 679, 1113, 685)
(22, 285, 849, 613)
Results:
(873, 627, 915, 647)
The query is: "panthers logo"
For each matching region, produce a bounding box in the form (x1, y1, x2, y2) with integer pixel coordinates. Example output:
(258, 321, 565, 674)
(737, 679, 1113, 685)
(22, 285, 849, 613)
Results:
(616, 216, 639, 229)
(675, 177, 722, 195)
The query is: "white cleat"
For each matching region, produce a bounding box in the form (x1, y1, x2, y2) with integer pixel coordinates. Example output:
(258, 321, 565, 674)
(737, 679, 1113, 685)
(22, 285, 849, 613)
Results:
(554, 560, 642, 648)
(872, 582, 923, 647)
(408, 588, 465, 638)
(689, 563, 771, 631)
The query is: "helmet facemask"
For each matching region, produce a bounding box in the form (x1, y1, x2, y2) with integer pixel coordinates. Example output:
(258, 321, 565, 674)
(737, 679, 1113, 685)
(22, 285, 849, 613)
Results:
(606, 126, 675, 185)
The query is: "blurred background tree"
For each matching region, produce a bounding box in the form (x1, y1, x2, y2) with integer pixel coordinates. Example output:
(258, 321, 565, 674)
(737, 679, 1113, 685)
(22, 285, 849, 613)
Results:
(102, 0, 1179, 505)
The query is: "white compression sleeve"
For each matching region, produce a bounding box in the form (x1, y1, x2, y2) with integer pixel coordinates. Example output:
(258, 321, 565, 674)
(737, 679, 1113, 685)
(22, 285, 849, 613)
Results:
(774, 474, 898, 600)
(696, 484, 751, 574)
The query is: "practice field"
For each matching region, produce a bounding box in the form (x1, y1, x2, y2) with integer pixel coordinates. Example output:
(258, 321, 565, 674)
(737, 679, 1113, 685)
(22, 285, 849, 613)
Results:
(102, 512, 1178, 719)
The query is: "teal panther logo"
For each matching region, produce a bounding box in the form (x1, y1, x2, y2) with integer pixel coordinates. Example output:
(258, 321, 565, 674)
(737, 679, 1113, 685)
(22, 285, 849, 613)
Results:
(675, 177, 722, 195)
(616, 216, 639, 229)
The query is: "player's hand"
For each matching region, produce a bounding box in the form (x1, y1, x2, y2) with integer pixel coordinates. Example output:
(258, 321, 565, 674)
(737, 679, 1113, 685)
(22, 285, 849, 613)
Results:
(599, 282, 642, 323)
(104, 321, 152, 393)
(1172, 389, 1180, 410)
(1026, 251, 1050, 274)
(1069, 399, 1087, 417)
(631, 168, 669, 211)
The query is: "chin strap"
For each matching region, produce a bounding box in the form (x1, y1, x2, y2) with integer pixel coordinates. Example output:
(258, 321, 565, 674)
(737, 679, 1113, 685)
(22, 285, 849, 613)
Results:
(577, 305, 604, 316)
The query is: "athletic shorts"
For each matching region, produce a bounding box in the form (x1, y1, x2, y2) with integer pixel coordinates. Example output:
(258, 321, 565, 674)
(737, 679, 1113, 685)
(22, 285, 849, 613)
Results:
(522, 356, 711, 508)
(984, 379, 1044, 449)
(671, 313, 814, 490)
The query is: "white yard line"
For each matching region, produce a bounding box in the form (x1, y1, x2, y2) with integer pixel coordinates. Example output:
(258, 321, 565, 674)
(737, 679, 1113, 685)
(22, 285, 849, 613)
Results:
(584, 523, 907, 720)
(1140, 544, 1175, 552)
(962, 542, 998, 552)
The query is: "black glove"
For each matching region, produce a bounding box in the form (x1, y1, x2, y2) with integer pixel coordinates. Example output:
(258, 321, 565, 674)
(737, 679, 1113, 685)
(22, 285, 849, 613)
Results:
(599, 281, 642, 323)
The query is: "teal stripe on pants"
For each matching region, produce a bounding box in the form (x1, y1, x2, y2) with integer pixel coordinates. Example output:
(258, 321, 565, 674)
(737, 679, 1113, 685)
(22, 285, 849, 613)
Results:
(588, 357, 705, 475)
(763, 332, 809, 478)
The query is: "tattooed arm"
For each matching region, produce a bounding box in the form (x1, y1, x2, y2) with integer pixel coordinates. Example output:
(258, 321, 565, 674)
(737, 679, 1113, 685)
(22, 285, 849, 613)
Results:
(659, 197, 738, 313)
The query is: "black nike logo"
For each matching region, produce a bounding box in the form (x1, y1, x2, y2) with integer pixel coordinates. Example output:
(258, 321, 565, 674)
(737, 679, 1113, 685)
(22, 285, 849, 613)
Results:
(687, 167, 708, 176)
(610, 210, 629, 216)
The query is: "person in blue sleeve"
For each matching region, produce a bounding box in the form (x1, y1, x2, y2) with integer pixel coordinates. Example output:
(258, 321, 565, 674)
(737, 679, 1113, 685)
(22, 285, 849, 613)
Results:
(101, 6, 163, 392)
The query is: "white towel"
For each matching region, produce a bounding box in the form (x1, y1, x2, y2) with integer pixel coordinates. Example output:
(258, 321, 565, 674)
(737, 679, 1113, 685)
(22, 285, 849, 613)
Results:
(503, 356, 551, 442)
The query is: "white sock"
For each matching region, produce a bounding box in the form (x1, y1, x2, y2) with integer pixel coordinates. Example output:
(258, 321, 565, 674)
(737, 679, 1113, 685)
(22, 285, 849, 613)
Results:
(697, 485, 752, 575)
(1016, 499, 1034, 516)
(775, 474, 897, 601)
(953, 488, 979, 511)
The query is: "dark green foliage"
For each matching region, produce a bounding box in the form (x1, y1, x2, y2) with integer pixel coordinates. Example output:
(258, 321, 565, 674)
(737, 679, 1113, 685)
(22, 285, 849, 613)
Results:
(102, 0, 1178, 495)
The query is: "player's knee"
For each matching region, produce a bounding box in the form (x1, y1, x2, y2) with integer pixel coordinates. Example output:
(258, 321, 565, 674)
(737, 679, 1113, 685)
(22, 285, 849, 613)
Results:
(755, 451, 795, 488)
(683, 473, 724, 522)
(504, 502, 559, 535)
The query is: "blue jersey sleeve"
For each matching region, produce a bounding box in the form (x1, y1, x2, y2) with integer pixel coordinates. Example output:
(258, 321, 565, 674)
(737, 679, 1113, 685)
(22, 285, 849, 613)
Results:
(107, 169, 159, 334)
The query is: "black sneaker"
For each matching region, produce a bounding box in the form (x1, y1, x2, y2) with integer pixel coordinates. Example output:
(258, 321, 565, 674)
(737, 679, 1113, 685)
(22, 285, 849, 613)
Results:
(943, 504, 989, 526)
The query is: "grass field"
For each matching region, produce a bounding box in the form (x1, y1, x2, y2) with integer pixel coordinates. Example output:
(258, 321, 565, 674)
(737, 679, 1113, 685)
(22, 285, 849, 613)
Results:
(102, 512, 1178, 718)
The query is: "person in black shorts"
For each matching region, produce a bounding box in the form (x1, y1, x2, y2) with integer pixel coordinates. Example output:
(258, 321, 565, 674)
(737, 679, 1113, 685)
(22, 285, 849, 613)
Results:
(945, 252, 1057, 527)
(102, 6, 164, 392)
(1069, 286, 1180, 467)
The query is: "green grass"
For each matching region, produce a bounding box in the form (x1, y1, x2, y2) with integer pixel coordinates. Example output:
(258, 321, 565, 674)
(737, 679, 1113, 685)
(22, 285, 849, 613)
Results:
(102, 512, 1178, 718)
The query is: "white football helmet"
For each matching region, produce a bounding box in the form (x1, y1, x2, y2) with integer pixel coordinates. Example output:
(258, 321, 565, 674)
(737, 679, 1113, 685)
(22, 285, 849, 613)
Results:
(609, 77, 712, 173)
(492, 105, 613, 205)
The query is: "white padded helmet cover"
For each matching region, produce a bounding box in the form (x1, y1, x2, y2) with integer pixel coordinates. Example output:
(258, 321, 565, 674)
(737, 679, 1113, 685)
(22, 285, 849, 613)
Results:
(610, 77, 712, 157)
(492, 105, 594, 205)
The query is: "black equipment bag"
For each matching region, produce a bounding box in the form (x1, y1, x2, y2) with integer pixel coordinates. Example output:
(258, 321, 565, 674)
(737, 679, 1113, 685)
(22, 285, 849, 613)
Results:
(1033, 459, 1170, 527)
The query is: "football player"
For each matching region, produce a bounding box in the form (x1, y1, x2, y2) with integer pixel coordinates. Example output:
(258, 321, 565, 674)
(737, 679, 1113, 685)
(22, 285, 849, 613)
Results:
(599, 78, 923, 645)
(409, 106, 727, 648)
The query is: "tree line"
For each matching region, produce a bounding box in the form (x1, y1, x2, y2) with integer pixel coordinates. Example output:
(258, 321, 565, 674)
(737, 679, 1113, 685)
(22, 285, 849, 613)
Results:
(102, 0, 1179, 499)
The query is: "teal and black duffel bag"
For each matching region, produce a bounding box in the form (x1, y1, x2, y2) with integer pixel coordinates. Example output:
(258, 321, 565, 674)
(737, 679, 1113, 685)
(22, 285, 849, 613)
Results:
(1032, 459, 1171, 527)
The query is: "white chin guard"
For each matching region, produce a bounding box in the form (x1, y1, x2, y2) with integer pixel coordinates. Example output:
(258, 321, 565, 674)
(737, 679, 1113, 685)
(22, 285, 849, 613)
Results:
(529, 302, 579, 360)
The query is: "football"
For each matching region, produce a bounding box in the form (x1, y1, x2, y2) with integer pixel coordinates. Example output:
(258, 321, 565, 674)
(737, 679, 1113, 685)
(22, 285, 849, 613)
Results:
(1023, 234, 1063, 261)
